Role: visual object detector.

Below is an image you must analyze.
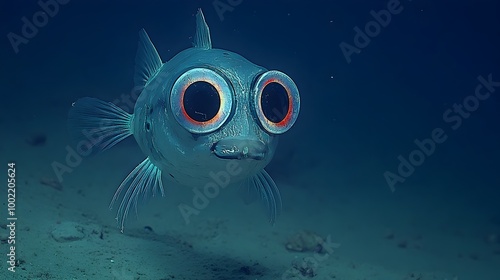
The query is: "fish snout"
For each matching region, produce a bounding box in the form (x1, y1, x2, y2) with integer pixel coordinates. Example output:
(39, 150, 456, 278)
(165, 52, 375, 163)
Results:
(212, 137, 268, 160)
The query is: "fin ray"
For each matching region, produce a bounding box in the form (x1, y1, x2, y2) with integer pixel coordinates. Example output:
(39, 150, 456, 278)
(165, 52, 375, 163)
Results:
(68, 97, 132, 154)
(109, 158, 164, 232)
(244, 169, 282, 224)
(194, 9, 212, 49)
(134, 29, 163, 88)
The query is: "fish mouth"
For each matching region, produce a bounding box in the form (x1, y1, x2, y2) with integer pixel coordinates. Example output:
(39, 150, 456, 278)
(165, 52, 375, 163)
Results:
(212, 137, 268, 160)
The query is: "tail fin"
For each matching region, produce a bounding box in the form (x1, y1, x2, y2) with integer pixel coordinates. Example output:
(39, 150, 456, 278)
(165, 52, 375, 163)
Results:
(68, 97, 133, 154)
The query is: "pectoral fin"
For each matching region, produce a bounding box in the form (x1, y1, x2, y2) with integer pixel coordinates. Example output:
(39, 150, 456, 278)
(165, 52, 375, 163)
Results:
(109, 157, 164, 232)
(68, 97, 133, 154)
(242, 169, 282, 224)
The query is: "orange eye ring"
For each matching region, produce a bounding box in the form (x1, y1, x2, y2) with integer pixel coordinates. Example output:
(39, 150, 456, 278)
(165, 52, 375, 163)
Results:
(252, 70, 300, 134)
(171, 68, 233, 134)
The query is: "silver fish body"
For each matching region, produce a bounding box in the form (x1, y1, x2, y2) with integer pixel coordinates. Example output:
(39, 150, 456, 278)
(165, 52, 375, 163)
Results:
(68, 9, 300, 230)
(133, 48, 276, 188)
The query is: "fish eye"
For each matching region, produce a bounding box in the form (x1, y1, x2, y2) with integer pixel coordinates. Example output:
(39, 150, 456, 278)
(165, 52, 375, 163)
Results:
(183, 81, 220, 122)
(170, 68, 233, 134)
(252, 70, 300, 134)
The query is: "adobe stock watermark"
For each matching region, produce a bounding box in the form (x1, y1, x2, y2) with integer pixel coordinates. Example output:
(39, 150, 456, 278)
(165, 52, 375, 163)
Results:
(177, 86, 289, 224)
(212, 0, 243, 21)
(281, 235, 340, 280)
(339, 0, 416, 64)
(7, 0, 70, 54)
(51, 66, 171, 183)
(177, 160, 243, 224)
(50, 86, 143, 184)
(384, 73, 500, 192)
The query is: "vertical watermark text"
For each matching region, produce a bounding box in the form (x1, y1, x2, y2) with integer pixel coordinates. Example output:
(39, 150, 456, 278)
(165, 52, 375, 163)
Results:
(6, 162, 17, 273)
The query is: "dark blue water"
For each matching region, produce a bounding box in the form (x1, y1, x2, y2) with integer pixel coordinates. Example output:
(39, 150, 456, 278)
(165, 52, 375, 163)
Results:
(1, 1, 499, 279)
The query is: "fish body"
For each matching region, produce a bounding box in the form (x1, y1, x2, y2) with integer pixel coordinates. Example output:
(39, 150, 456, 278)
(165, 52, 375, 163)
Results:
(68, 10, 300, 230)
(133, 48, 274, 187)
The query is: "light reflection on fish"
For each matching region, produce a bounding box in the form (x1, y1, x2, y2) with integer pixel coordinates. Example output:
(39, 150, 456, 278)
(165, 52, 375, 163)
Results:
(68, 9, 300, 230)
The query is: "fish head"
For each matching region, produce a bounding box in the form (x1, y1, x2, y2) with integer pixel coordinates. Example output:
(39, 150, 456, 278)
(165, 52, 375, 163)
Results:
(157, 48, 300, 180)
(133, 9, 300, 186)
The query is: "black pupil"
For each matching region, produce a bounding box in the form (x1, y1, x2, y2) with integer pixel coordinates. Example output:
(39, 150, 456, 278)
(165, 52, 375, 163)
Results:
(183, 81, 220, 122)
(261, 82, 289, 123)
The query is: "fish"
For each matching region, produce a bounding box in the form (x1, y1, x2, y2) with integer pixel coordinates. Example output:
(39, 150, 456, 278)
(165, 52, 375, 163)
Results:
(68, 9, 300, 231)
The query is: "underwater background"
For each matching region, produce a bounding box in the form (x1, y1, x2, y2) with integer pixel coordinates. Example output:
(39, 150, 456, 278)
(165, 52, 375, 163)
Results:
(1, 0, 499, 279)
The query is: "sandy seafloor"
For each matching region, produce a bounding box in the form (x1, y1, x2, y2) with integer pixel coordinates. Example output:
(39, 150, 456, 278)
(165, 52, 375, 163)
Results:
(1, 114, 499, 280)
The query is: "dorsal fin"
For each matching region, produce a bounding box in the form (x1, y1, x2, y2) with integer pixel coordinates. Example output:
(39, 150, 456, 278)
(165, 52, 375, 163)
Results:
(134, 29, 163, 88)
(193, 9, 212, 49)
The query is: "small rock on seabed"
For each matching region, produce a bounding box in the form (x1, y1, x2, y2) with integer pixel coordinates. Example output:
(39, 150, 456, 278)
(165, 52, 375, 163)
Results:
(51, 221, 85, 243)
